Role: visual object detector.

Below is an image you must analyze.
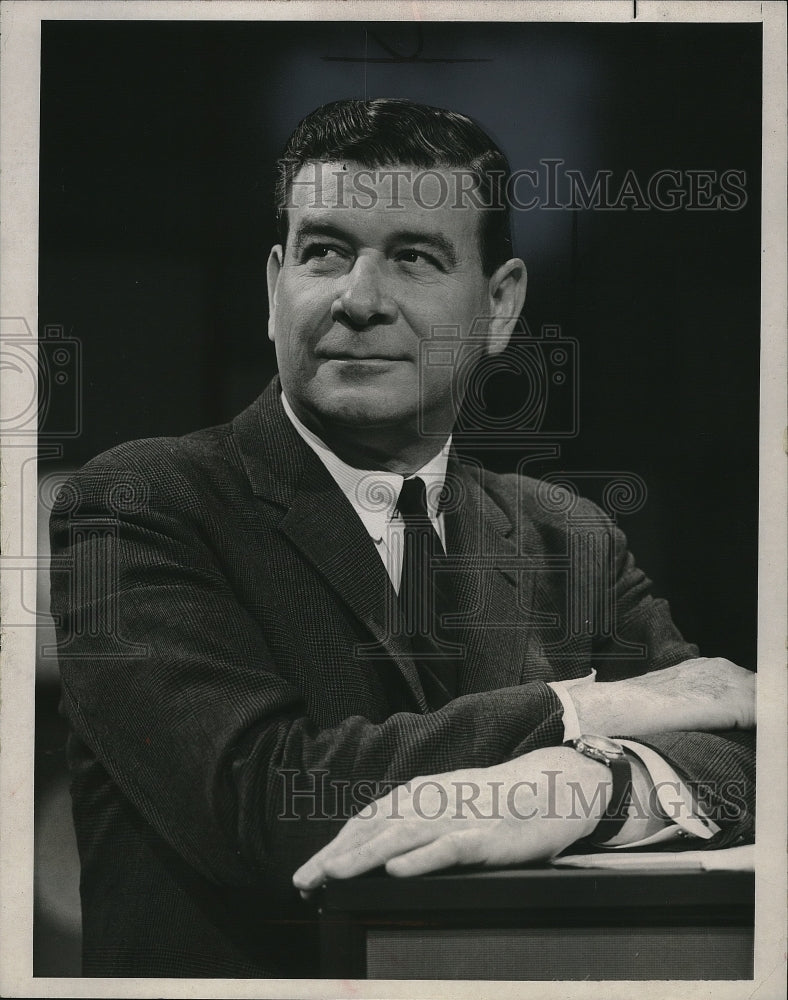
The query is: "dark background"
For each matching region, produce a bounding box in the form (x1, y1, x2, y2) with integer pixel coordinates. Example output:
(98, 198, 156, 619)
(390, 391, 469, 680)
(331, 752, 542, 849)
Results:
(35, 20, 761, 974)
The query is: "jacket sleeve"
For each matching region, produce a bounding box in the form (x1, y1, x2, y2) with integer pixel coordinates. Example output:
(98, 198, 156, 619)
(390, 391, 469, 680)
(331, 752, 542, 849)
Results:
(50, 454, 567, 890)
(634, 729, 755, 849)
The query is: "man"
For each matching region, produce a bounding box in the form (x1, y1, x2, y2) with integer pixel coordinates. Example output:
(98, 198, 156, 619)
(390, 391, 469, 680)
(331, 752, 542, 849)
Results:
(49, 98, 755, 978)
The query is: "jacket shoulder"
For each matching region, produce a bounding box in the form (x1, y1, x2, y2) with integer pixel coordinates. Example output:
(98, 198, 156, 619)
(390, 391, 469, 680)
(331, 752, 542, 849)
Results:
(468, 465, 613, 533)
(55, 417, 245, 517)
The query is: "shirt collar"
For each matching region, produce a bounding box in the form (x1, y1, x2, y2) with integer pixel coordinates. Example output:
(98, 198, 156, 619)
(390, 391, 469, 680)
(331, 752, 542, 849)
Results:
(280, 391, 451, 542)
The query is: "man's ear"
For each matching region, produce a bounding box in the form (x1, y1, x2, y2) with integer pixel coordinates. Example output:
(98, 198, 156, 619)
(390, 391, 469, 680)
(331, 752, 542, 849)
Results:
(266, 245, 284, 342)
(485, 258, 527, 356)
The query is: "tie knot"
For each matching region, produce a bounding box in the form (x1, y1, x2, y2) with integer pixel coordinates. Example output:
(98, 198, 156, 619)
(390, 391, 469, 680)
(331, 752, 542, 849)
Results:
(397, 476, 430, 521)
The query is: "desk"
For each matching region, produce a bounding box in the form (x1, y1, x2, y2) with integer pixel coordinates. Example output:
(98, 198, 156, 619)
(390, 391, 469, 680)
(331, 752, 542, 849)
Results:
(319, 867, 754, 980)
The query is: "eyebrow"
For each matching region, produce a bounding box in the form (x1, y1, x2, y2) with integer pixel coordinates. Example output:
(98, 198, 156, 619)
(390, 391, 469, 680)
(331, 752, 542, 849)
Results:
(291, 220, 460, 269)
(291, 221, 354, 255)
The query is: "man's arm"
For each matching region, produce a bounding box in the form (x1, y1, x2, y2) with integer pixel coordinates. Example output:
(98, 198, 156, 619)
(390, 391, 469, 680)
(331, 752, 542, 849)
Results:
(292, 746, 668, 891)
(52, 454, 754, 891)
(293, 729, 753, 892)
(49, 456, 570, 889)
(566, 658, 756, 736)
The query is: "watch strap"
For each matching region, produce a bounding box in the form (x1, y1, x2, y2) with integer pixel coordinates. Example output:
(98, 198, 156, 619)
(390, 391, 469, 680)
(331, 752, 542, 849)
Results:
(589, 753, 633, 845)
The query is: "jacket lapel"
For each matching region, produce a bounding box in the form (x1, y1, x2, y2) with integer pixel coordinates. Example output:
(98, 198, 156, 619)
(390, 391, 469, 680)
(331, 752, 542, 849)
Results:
(232, 380, 428, 711)
(444, 457, 561, 693)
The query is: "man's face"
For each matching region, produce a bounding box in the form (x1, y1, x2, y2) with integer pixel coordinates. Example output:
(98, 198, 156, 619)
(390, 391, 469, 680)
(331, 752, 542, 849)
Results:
(267, 162, 525, 442)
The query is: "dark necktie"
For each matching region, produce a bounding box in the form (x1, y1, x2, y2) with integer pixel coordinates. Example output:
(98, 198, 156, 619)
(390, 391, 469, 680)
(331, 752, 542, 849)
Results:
(397, 476, 459, 709)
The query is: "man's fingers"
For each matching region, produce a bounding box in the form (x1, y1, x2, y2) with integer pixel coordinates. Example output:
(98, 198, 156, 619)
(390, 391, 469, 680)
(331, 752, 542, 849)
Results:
(292, 860, 324, 892)
(293, 813, 420, 889)
(292, 800, 388, 889)
(321, 823, 436, 881)
(294, 838, 351, 891)
(385, 831, 480, 878)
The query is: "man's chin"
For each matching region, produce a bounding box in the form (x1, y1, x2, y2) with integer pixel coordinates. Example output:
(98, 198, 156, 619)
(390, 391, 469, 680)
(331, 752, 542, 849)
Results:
(307, 370, 420, 428)
(312, 394, 417, 430)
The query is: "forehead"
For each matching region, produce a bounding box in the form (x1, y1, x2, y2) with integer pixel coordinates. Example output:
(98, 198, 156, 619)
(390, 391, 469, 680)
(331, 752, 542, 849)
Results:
(285, 161, 484, 250)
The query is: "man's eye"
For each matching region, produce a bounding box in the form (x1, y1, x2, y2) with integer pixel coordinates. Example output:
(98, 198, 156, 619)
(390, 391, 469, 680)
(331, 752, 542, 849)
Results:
(302, 244, 343, 261)
(396, 249, 441, 269)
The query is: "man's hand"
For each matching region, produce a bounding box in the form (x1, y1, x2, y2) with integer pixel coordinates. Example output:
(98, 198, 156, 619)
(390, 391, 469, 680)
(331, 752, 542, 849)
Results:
(571, 657, 756, 737)
(292, 747, 610, 894)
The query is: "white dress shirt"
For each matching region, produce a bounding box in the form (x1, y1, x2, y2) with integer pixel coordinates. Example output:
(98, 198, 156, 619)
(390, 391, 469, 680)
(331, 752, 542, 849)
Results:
(280, 392, 716, 847)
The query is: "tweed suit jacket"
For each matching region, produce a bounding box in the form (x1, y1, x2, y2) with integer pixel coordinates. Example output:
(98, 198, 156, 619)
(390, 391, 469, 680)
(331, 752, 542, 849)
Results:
(49, 377, 755, 978)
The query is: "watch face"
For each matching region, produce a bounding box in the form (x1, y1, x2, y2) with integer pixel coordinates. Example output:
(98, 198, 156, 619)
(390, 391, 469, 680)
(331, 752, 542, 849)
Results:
(577, 735, 625, 759)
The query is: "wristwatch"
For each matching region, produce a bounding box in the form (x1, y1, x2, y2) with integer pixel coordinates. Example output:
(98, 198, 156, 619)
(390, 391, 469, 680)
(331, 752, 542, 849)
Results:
(569, 734, 633, 845)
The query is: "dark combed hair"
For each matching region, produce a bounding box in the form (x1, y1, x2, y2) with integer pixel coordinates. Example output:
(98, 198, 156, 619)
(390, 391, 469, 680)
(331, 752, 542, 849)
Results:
(275, 98, 514, 275)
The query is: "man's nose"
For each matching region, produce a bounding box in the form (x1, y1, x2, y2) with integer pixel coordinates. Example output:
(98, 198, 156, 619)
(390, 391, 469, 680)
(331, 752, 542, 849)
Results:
(331, 257, 398, 330)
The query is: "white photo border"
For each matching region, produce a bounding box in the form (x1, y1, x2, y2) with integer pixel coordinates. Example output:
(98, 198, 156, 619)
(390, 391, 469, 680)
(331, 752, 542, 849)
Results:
(1, 2, 785, 998)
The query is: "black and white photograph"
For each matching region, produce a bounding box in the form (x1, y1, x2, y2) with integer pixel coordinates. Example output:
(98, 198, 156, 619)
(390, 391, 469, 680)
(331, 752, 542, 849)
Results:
(0, 1, 785, 996)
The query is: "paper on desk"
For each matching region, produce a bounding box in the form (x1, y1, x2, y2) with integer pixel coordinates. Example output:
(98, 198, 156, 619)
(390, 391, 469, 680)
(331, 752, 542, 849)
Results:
(551, 844, 754, 872)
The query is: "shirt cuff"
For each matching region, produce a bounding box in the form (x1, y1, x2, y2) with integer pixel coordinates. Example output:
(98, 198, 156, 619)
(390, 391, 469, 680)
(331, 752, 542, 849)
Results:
(548, 671, 596, 743)
(601, 739, 721, 848)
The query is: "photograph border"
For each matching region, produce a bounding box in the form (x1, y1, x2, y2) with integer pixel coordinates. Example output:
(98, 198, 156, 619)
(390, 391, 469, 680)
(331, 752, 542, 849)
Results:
(1, 2, 785, 998)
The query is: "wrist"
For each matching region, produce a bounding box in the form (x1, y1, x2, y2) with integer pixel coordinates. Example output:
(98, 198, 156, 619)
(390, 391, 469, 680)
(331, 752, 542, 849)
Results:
(570, 681, 629, 736)
(566, 736, 633, 844)
(558, 747, 615, 839)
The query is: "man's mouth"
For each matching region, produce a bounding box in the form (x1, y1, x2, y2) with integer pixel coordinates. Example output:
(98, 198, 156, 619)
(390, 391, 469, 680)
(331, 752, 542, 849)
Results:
(318, 352, 408, 362)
